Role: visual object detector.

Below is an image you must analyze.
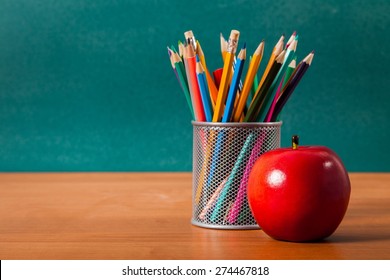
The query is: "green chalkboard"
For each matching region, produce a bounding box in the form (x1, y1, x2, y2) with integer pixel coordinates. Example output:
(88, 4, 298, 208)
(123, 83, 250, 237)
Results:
(0, 0, 389, 171)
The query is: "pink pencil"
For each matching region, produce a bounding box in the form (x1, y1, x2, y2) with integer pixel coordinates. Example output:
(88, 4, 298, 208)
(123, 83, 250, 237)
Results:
(265, 75, 284, 122)
(227, 132, 267, 224)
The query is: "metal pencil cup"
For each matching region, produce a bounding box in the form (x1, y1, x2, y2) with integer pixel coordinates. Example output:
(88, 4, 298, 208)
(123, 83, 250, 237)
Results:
(191, 121, 282, 229)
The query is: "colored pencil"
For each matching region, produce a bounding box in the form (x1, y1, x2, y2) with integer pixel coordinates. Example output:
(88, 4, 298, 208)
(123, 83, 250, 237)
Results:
(285, 31, 296, 49)
(212, 30, 240, 122)
(265, 58, 296, 122)
(196, 57, 213, 122)
(167, 47, 179, 82)
(196, 40, 218, 106)
(210, 133, 255, 222)
(184, 44, 206, 121)
(270, 51, 314, 121)
(232, 129, 267, 224)
(248, 70, 259, 108)
(232, 40, 264, 122)
(171, 51, 194, 118)
(257, 38, 298, 121)
(178, 40, 185, 58)
(244, 50, 286, 122)
(255, 34, 284, 97)
(220, 33, 228, 62)
(198, 177, 227, 220)
(282, 56, 297, 88)
(222, 45, 246, 122)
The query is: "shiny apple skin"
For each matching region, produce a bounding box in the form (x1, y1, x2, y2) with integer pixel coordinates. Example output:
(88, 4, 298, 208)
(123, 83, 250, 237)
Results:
(247, 146, 351, 242)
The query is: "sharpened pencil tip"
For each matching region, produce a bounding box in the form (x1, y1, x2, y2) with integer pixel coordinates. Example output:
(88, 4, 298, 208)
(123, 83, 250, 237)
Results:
(242, 42, 247, 49)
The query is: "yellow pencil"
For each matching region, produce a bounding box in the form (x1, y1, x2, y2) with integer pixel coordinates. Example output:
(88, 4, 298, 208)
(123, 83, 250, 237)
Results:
(196, 40, 218, 107)
(232, 40, 264, 122)
(212, 30, 240, 122)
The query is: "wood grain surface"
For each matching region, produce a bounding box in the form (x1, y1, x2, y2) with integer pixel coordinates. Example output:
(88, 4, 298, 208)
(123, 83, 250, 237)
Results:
(0, 173, 389, 260)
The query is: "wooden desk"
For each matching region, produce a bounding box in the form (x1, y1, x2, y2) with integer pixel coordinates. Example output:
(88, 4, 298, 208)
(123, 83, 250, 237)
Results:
(0, 173, 389, 260)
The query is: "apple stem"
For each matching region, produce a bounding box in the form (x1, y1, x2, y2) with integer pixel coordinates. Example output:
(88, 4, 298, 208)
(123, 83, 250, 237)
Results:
(292, 135, 299, 150)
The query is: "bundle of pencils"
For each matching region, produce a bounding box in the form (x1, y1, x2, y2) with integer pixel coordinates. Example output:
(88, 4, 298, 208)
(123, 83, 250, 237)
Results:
(168, 30, 314, 123)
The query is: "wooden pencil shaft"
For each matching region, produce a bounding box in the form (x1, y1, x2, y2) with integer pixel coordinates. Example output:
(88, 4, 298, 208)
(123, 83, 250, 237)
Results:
(212, 53, 234, 121)
(256, 39, 284, 98)
(244, 60, 282, 122)
(232, 41, 264, 122)
(222, 48, 246, 122)
(212, 30, 240, 122)
(185, 45, 206, 121)
(271, 63, 309, 121)
(264, 59, 296, 122)
(257, 48, 295, 121)
(175, 61, 194, 118)
(196, 62, 213, 122)
(178, 41, 185, 58)
(196, 40, 218, 106)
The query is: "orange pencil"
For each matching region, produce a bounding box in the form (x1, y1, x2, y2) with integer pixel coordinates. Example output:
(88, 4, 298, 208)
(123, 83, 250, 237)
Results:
(254, 35, 284, 101)
(232, 40, 264, 122)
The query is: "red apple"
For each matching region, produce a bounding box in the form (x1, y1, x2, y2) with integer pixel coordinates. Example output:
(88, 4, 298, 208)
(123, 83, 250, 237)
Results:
(247, 135, 351, 242)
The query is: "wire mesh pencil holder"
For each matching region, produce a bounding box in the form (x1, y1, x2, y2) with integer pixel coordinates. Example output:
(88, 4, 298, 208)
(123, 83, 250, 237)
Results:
(191, 121, 282, 229)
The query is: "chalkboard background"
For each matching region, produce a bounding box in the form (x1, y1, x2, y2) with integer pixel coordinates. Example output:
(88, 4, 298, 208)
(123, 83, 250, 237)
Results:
(0, 0, 389, 171)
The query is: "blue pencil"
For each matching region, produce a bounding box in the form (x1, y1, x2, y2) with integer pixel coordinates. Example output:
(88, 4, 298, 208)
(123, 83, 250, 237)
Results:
(206, 45, 246, 200)
(196, 57, 213, 122)
(222, 45, 246, 122)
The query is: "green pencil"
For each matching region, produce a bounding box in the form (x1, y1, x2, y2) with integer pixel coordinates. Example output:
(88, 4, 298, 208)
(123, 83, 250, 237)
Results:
(172, 52, 194, 118)
(258, 39, 298, 121)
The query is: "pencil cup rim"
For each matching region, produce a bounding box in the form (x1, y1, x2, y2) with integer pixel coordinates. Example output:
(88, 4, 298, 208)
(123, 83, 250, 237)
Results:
(191, 121, 282, 128)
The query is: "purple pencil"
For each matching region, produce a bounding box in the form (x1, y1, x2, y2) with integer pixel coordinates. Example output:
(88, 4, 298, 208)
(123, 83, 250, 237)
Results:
(270, 51, 314, 121)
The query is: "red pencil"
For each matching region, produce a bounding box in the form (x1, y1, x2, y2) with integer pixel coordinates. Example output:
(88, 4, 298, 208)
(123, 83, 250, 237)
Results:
(184, 44, 206, 122)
